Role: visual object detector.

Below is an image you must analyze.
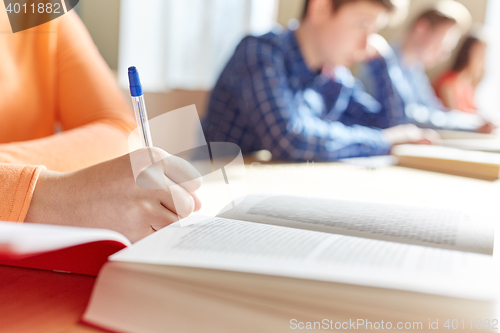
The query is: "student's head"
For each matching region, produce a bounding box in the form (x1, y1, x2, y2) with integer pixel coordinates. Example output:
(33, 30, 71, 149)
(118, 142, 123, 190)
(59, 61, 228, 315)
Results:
(452, 35, 487, 84)
(407, 1, 472, 69)
(301, 0, 395, 67)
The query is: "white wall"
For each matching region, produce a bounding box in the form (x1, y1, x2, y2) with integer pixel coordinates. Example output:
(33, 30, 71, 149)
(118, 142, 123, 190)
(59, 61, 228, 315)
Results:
(78, 0, 121, 70)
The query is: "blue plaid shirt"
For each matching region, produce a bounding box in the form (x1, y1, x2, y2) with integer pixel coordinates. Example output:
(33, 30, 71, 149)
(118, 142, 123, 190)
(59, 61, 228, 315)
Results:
(356, 44, 482, 131)
(202, 31, 391, 162)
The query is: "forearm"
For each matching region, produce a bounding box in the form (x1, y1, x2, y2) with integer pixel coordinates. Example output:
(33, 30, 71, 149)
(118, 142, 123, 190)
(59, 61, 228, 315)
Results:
(0, 122, 130, 172)
(259, 121, 391, 162)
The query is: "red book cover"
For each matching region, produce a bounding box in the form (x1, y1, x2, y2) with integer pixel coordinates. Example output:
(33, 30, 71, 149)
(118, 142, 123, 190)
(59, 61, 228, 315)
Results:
(0, 222, 130, 276)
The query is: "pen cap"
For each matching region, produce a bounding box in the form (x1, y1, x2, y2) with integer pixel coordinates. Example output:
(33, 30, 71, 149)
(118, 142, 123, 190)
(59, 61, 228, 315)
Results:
(128, 66, 143, 97)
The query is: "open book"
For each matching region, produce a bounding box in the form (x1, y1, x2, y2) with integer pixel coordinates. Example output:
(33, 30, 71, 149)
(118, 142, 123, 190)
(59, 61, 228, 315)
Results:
(80, 194, 498, 333)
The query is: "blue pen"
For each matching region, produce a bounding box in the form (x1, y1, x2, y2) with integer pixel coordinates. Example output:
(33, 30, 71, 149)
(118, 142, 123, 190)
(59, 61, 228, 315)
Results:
(128, 66, 153, 148)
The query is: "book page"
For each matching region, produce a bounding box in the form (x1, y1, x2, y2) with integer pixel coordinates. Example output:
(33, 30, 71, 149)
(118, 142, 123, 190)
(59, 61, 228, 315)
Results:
(217, 195, 495, 255)
(110, 216, 499, 301)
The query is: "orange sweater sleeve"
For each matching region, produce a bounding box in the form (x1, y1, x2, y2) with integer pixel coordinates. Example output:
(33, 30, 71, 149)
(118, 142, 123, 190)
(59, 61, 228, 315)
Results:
(0, 11, 136, 172)
(0, 11, 136, 222)
(0, 164, 45, 222)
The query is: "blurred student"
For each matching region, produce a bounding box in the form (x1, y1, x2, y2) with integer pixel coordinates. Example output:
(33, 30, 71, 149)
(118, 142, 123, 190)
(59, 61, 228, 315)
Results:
(434, 35, 487, 113)
(0, 9, 200, 242)
(202, 0, 437, 162)
(357, 1, 493, 132)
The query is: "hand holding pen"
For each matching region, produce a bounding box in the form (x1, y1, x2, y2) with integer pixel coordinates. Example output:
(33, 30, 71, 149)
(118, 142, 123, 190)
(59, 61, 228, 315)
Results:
(25, 68, 202, 243)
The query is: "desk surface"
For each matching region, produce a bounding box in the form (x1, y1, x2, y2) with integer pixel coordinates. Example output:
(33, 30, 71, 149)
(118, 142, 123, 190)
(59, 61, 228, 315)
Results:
(0, 265, 96, 333)
(1, 163, 499, 332)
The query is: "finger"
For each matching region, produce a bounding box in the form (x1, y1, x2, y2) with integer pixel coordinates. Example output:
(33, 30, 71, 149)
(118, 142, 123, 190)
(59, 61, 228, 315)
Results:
(405, 125, 425, 142)
(158, 183, 195, 218)
(150, 203, 180, 232)
(422, 130, 440, 144)
(129, 147, 170, 182)
(136, 156, 204, 193)
(480, 124, 495, 134)
(162, 155, 203, 193)
(135, 162, 168, 190)
(191, 192, 202, 212)
(417, 139, 433, 145)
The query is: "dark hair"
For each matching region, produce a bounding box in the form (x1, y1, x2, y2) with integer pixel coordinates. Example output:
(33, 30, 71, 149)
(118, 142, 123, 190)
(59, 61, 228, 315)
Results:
(302, 0, 395, 20)
(452, 36, 484, 72)
(412, 9, 456, 29)
(411, 2, 472, 32)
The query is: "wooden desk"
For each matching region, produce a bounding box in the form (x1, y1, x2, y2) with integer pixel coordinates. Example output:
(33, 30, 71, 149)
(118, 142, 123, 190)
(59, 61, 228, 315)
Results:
(1, 163, 499, 332)
(0, 265, 96, 333)
(198, 161, 500, 216)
